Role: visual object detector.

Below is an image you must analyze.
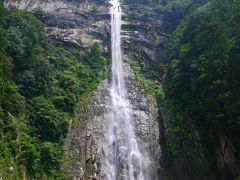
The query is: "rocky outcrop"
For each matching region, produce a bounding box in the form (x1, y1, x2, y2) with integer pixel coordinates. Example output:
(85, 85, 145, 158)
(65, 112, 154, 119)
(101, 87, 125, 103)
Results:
(69, 56, 160, 179)
(69, 80, 110, 179)
(4, 0, 110, 51)
(121, 3, 167, 82)
(124, 56, 160, 167)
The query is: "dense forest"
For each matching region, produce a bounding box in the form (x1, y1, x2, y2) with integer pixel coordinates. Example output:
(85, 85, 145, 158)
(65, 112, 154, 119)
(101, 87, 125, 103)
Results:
(162, 0, 240, 179)
(0, 1, 107, 178)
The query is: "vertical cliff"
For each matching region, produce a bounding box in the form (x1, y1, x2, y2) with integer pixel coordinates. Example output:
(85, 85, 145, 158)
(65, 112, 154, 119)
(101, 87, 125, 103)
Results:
(68, 62, 160, 179)
(4, 0, 171, 179)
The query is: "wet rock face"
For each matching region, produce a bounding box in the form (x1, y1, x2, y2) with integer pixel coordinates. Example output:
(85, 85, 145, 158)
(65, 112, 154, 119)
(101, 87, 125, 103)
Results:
(4, 0, 110, 51)
(121, 3, 167, 82)
(69, 80, 110, 180)
(69, 58, 160, 179)
(124, 56, 160, 167)
(124, 57, 160, 179)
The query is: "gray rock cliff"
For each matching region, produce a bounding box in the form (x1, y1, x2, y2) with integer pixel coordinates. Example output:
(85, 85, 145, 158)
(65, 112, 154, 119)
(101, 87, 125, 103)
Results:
(5, 0, 110, 51)
(4, 0, 167, 179)
(68, 58, 160, 179)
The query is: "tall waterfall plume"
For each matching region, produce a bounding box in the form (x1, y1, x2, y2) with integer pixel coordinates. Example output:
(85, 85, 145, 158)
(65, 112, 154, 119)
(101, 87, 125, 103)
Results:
(102, 0, 151, 179)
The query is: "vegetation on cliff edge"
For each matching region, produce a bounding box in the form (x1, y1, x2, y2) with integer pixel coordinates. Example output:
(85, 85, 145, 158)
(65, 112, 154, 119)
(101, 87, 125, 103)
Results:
(0, 3, 107, 179)
(163, 0, 240, 178)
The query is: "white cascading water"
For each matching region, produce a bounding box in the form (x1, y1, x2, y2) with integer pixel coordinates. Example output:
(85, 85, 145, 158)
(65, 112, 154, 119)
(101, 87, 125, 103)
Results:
(103, 0, 150, 179)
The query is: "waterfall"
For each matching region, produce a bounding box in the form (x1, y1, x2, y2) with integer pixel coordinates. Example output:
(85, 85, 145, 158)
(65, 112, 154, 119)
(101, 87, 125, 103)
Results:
(103, 0, 150, 179)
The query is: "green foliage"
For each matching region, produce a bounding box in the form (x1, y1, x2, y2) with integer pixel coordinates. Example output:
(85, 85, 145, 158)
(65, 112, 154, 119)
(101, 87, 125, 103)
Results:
(160, 0, 208, 33)
(5, 9, 44, 44)
(40, 142, 65, 178)
(29, 97, 68, 142)
(2, 83, 25, 115)
(18, 134, 40, 174)
(131, 61, 163, 100)
(6, 27, 25, 59)
(164, 0, 240, 178)
(0, 3, 107, 178)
